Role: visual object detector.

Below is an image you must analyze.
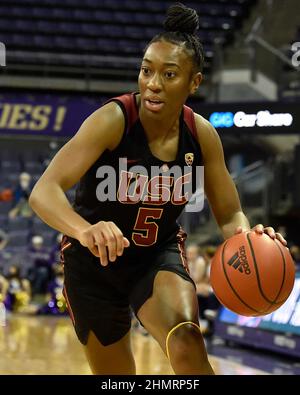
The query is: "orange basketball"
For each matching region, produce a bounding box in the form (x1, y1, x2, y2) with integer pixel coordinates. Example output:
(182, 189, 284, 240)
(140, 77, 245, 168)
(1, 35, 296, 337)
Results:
(210, 231, 296, 316)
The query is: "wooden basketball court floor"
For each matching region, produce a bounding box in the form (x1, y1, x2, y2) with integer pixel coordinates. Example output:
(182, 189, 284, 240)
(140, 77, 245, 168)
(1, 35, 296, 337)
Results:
(0, 314, 268, 375)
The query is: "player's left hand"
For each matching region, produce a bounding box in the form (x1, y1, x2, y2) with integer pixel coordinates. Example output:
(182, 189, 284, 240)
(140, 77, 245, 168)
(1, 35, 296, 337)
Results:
(235, 224, 287, 246)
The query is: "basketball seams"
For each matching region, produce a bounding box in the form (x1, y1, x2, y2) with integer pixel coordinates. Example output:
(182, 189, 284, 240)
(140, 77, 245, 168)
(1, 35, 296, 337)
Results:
(271, 239, 287, 304)
(221, 238, 263, 314)
(246, 233, 277, 305)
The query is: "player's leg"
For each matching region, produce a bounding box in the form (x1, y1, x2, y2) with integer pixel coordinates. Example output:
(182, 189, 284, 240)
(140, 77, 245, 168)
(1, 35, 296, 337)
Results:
(61, 237, 135, 375)
(137, 271, 214, 375)
(84, 330, 136, 375)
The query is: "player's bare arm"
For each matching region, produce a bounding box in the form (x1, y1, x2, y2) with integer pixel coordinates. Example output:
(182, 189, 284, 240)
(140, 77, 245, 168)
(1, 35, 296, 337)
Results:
(195, 115, 287, 245)
(195, 114, 249, 239)
(29, 102, 130, 264)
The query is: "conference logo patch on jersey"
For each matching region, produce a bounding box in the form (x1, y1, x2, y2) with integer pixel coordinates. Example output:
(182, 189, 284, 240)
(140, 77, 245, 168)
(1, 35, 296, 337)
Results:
(185, 153, 194, 166)
(161, 163, 169, 172)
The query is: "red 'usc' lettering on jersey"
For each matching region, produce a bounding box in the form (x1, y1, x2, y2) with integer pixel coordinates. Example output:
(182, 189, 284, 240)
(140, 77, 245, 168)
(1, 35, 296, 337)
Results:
(117, 171, 192, 205)
(117, 171, 148, 204)
(172, 172, 192, 205)
(143, 175, 173, 205)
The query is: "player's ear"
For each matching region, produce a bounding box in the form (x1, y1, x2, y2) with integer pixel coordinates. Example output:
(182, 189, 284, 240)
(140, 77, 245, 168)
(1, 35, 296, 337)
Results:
(190, 72, 202, 95)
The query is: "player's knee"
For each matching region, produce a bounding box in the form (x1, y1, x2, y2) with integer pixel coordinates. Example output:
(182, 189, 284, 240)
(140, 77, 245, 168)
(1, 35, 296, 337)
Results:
(166, 322, 205, 361)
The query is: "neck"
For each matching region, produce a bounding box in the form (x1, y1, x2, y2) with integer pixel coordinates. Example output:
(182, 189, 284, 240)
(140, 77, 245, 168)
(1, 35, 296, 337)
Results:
(139, 103, 182, 142)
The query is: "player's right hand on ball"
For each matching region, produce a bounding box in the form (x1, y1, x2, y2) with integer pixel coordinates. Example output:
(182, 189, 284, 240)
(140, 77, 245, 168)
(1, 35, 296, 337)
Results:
(78, 221, 130, 266)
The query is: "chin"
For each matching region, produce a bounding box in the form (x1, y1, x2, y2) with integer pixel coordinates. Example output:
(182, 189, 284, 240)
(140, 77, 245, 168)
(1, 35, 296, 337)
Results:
(145, 108, 165, 119)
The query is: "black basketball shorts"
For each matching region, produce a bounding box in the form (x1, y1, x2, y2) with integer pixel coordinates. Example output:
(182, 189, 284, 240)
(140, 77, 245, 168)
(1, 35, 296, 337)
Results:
(60, 232, 195, 346)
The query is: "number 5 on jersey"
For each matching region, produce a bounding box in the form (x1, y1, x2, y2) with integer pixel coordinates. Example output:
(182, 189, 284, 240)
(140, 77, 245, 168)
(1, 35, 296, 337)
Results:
(132, 207, 163, 246)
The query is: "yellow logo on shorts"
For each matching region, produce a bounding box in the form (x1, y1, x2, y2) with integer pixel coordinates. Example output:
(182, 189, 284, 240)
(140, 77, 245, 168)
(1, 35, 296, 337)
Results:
(185, 153, 194, 166)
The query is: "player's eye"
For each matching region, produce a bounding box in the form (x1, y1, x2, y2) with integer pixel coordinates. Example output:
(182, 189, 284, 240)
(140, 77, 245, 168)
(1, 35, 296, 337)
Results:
(141, 66, 151, 75)
(165, 71, 176, 79)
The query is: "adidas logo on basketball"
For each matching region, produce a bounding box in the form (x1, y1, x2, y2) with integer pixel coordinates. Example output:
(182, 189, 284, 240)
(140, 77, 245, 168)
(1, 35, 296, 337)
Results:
(227, 246, 251, 275)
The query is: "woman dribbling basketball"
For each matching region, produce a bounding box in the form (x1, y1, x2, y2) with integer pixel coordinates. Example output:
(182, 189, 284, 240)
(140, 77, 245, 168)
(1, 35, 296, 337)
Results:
(29, 3, 287, 375)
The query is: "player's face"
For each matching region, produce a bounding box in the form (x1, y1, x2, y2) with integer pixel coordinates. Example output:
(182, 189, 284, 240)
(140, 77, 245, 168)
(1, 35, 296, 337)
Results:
(138, 40, 202, 118)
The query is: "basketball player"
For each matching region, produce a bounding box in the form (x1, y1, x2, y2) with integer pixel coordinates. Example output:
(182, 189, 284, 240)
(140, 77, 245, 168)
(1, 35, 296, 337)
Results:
(29, 3, 287, 375)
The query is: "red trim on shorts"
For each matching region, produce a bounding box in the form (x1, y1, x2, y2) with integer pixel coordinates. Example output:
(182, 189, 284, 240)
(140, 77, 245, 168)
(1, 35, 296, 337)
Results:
(63, 286, 75, 325)
(61, 242, 71, 252)
(60, 235, 71, 265)
(176, 228, 189, 274)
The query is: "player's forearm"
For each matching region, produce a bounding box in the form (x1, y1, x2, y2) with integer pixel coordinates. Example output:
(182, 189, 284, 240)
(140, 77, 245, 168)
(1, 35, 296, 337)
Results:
(219, 211, 250, 239)
(29, 182, 90, 240)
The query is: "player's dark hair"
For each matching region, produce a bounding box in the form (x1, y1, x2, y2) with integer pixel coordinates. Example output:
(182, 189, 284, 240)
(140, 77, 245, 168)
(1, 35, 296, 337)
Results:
(145, 3, 204, 72)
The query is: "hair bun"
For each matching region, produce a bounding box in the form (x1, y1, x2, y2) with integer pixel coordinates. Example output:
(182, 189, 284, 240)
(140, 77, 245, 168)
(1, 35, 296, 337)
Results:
(163, 3, 199, 35)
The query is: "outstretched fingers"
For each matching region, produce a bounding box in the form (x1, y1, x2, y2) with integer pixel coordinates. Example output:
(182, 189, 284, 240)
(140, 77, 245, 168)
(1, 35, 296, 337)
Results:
(78, 221, 130, 266)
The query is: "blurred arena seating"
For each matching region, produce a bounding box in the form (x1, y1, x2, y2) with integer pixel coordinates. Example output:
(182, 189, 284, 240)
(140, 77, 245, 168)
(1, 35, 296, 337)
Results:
(0, 141, 71, 275)
(0, 0, 257, 84)
(279, 25, 300, 101)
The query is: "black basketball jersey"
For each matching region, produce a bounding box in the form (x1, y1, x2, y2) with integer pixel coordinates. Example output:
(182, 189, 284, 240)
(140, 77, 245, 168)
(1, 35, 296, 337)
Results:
(73, 92, 203, 256)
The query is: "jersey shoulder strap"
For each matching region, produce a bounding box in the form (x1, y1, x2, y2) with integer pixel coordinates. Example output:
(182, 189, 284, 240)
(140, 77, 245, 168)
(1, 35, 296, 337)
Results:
(105, 93, 139, 134)
(183, 104, 197, 140)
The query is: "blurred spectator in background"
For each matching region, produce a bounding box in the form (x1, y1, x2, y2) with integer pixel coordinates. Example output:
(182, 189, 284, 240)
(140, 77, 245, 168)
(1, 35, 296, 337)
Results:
(186, 243, 206, 284)
(27, 235, 52, 296)
(9, 172, 33, 219)
(37, 263, 67, 315)
(290, 245, 300, 269)
(0, 274, 8, 326)
(50, 233, 63, 266)
(4, 265, 31, 312)
(0, 273, 8, 303)
(194, 245, 221, 336)
(0, 229, 8, 251)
